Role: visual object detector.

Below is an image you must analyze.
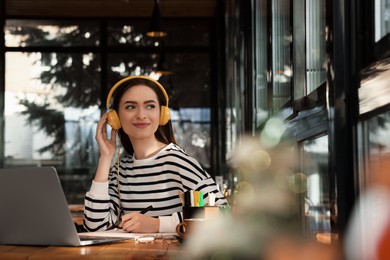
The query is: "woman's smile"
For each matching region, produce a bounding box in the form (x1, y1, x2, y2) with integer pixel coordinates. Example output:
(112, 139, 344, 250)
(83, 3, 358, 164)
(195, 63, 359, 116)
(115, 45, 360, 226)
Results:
(133, 122, 150, 128)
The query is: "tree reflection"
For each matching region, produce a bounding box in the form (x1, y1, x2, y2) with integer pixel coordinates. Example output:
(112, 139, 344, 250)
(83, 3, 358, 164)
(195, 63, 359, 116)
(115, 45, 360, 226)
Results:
(8, 24, 112, 157)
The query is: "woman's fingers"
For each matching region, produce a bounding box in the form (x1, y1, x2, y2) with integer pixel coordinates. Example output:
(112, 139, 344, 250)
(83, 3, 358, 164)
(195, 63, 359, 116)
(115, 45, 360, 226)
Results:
(118, 213, 159, 233)
(95, 113, 117, 156)
(96, 113, 108, 139)
(119, 213, 139, 232)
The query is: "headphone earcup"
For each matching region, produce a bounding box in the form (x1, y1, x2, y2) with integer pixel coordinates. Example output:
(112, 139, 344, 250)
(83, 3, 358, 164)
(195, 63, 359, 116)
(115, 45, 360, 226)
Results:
(107, 110, 121, 130)
(159, 106, 171, 126)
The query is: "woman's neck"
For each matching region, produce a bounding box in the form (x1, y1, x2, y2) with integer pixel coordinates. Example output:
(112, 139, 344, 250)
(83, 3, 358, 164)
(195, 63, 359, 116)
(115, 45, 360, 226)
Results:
(131, 138, 167, 160)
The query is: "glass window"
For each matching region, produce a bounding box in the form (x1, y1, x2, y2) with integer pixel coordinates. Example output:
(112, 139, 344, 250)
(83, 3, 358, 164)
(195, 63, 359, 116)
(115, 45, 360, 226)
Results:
(172, 108, 211, 168)
(358, 110, 390, 191)
(107, 20, 156, 47)
(158, 20, 211, 47)
(375, 0, 390, 42)
(367, 111, 390, 157)
(305, 0, 327, 93)
(107, 52, 211, 108)
(107, 53, 157, 79)
(5, 20, 100, 47)
(271, 0, 292, 111)
(5, 51, 101, 203)
(107, 19, 210, 47)
(301, 135, 334, 240)
(254, 0, 270, 129)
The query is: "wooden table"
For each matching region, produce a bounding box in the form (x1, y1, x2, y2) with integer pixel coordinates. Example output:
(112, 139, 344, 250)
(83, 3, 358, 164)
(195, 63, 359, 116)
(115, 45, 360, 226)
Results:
(0, 238, 184, 259)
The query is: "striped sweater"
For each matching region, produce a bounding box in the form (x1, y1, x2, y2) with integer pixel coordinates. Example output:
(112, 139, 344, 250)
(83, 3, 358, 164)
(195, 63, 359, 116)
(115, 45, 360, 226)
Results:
(83, 143, 227, 233)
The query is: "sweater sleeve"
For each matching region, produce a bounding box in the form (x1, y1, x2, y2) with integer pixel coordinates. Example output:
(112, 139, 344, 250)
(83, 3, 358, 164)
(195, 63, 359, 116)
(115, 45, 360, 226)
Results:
(88, 180, 109, 198)
(159, 212, 182, 233)
(83, 177, 121, 231)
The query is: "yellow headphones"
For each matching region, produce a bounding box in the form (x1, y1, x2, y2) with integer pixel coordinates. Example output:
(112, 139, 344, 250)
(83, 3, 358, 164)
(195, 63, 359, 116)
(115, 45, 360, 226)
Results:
(106, 75, 171, 130)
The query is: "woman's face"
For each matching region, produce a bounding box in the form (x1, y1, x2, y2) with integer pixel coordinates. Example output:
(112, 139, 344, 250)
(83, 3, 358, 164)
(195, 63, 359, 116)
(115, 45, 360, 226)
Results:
(118, 84, 161, 141)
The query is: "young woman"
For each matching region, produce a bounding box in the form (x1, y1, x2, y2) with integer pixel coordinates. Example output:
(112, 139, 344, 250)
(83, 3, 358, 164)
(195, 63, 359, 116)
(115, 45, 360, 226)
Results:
(83, 75, 227, 233)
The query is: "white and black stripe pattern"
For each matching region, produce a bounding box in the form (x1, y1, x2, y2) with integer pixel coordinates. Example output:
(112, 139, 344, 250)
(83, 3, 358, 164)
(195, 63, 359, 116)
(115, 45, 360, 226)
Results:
(84, 143, 227, 232)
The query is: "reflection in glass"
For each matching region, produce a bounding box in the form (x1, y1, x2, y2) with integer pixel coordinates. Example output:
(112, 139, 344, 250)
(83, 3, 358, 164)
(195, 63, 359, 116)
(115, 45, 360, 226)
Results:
(225, 107, 236, 157)
(5, 20, 99, 47)
(108, 20, 210, 47)
(108, 52, 211, 108)
(108, 53, 157, 80)
(367, 110, 390, 158)
(171, 109, 211, 168)
(357, 110, 390, 196)
(254, 0, 270, 129)
(5, 52, 101, 203)
(301, 135, 333, 239)
(272, 0, 292, 110)
(353, 110, 390, 258)
(107, 21, 155, 47)
(375, 0, 390, 42)
(306, 0, 327, 93)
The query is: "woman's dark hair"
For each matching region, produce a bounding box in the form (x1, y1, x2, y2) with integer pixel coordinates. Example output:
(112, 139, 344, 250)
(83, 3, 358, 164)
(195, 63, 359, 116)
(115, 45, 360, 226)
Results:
(111, 77, 177, 155)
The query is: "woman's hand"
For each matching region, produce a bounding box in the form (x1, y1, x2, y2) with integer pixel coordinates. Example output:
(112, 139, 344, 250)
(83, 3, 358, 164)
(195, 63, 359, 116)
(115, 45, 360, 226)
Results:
(93, 113, 118, 182)
(95, 113, 117, 158)
(119, 213, 160, 233)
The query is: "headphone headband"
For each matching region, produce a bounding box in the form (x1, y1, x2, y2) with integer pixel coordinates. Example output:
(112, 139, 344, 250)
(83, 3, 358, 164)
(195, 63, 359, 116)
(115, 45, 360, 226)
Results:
(106, 75, 169, 109)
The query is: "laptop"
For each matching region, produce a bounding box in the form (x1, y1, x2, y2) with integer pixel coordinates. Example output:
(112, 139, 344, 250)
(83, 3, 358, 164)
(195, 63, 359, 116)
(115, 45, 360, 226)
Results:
(0, 166, 128, 246)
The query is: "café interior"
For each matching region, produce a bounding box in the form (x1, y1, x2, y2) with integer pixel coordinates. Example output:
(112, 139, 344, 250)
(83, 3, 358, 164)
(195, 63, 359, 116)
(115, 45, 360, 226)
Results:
(1, 0, 390, 259)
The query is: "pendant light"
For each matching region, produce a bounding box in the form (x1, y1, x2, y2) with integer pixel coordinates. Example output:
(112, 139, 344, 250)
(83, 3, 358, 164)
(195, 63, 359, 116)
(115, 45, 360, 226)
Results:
(146, 0, 167, 38)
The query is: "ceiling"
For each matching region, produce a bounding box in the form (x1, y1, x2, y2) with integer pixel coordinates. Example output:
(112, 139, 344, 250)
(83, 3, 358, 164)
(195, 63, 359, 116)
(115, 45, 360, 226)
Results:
(5, 0, 218, 18)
